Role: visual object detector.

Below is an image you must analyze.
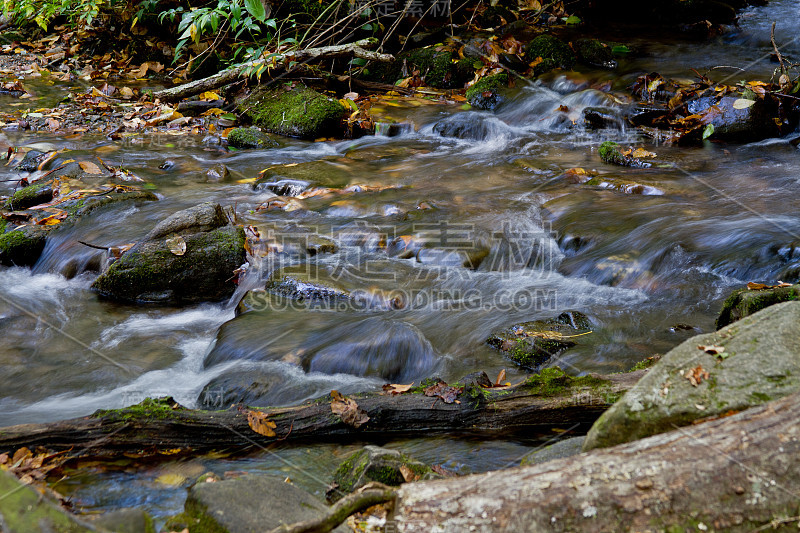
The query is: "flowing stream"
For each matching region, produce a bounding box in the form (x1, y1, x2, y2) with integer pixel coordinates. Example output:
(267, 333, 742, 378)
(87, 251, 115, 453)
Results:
(1, 1, 800, 522)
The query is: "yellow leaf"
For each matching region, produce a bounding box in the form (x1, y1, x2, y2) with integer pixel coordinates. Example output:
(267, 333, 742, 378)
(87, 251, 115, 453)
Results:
(199, 91, 221, 101)
(246, 410, 276, 437)
(732, 98, 755, 109)
(631, 148, 656, 158)
(155, 473, 187, 486)
(79, 161, 103, 174)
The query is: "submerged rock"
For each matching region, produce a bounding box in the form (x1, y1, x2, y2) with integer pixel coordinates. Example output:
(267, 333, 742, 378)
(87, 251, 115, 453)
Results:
(716, 283, 800, 329)
(237, 84, 345, 139)
(330, 446, 438, 502)
(524, 34, 575, 76)
(92, 202, 245, 304)
(583, 301, 800, 451)
(253, 159, 353, 190)
(174, 475, 348, 533)
(519, 436, 585, 466)
(466, 72, 511, 111)
(226, 127, 278, 149)
(487, 310, 592, 369)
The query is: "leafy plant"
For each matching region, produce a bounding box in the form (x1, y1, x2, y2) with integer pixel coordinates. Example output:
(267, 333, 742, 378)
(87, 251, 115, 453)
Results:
(3, 0, 107, 29)
(158, 0, 288, 64)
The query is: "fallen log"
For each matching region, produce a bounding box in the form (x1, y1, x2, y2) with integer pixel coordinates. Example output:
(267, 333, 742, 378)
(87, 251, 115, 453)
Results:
(392, 390, 800, 532)
(0, 370, 641, 458)
(153, 38, 394, 102)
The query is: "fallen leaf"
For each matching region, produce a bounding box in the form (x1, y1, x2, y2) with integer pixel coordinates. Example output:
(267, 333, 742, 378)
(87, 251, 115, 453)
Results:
(683, 365, 710, 387)
(166, 235, 186, 256)
(423, 380, 463, 404)
(632, 148, 656, 158)
(382, 383, 414, 395)
(698, 344, 725, 356)
(399, 464, 418, 482)
(330, 390, 370, 428)
(155, 473, 187, 486)
(79, 161, 103, 174)
(246, 409, 276, 437)
(494, 369, 506, 387)
(732, 98, 756, 109)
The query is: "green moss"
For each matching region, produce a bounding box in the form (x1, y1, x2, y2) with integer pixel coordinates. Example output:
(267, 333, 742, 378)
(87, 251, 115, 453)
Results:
(716, 285, 800, 329)
(598, 141, 626, 165)
(524, 367, 609, 396)
(227, 127, 277, 149)
(525, 34, 575, 76)
(629, 356, 660, 372)
(238, 84, 345, 139)
(93, 397, 181, 422)
(367, 47, 473, 89)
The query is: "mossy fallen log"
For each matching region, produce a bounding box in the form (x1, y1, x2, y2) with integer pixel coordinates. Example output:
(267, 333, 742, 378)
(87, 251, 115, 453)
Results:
(0, 369, 642, 458)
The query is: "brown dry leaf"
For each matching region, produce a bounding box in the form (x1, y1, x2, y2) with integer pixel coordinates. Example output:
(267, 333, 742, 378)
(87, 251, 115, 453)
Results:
(330, 390, 370, 428)
(494, 369, 506, 387)
(36, 212, 67, 226)
(382, 383, 414, 395)
(683, 365, 710, 387)
(246, 410, 276, 437)
(747, 281, 767, 290)
(79, 161, 103, 174)
(166, 235, 186, 256)
(698, 344, 725, 356)
(119, 87, 135, 99)
(399, 464, 418, 482)
(423, 380, 463, 404)
(11, 447, 32, 466)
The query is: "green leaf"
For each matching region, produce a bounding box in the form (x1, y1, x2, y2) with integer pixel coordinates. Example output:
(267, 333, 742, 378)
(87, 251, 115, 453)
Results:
(564, 15, 581, 25)
(350, 57, 367, 66)
(361, 23, 373, 30)
(472, 60, 483, 69)
(221, 113, 237, 120)
(611, 45, 630, 54)
(460, 103, 472, 110)
(702, 123, 714, 140)
(244, 0, 266, 22)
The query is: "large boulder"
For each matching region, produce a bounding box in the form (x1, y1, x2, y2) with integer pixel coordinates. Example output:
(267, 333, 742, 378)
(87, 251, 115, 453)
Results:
(330, 446, 438, 502)
(92, 203, 245, 304)
(237, 84, 345, 139)
(174, 475, 348, 533)
(716, 284, 800, 329)
(583, 300, 800, 451)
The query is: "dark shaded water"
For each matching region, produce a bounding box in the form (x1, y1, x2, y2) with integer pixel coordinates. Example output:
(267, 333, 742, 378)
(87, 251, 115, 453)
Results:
(1, 1, 799, 522)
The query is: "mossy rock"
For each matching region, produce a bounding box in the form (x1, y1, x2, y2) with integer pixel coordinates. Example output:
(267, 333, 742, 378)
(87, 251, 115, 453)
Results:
(226, 127, 279, 149)
(716, 284, 800, 330)
(92, 225, 245, 304)
(524, 34, 575, 76)
(0, 469, 95, 532)
(573, 39, 617, 69)
(237, 84, 345, 139)
(583, 301, 800, 451)
(486, 310, 591, 370)
(330, 445, 438, 502)
(253, 159, 353, 190)
(0, 226, 48, 267)
(89, 508, 156, 533)
(466, 72, 510, 111)
(598, 141, 652, 168)
(4, 180, 53, 210)
(144, 201, 228, 240)
(367, 47, 474, 89)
